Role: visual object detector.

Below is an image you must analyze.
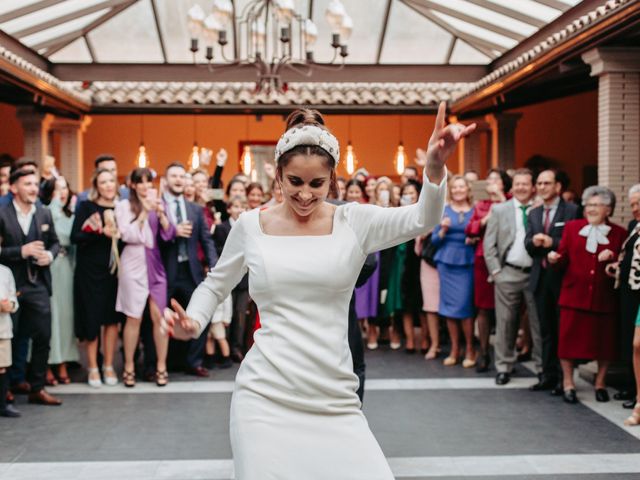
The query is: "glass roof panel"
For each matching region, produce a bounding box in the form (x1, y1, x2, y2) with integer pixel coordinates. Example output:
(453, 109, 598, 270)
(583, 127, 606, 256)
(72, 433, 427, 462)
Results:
(430, 11, 519, 50)
(20, 10, 108, 52)
(310, 0, 386, 64)
(1, 0, 108, 34)
(0, 0, 46, 17)
(482, 0, 562, 21)
(88, 0, 163, 63)
(49, 37, 93, 63)
(427, 0, 538, 37)
(449, 38, 490, 64)
(380, 0, 453, 64)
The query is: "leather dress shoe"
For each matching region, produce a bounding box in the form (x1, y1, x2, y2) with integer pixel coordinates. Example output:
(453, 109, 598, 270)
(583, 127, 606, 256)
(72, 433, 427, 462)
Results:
(11, 381, 31, 395)
(475, 353, 490, 373)
(550, 384, 564, 396)
(495, 372, 511, 385)
(563, 389, 578, 404)
(231, 351, 244, 363)
(6, 390, 14, 404)
(28, 389, 62, 406)
(0, 404, 21, 418)
(595, 389, 610, 402)
(530, 377, 557, 392)
(614, 390, 635, 401)
(623, 399, 637, 409)
(185, 366, 210, 378)
(517, 351, 532, 362)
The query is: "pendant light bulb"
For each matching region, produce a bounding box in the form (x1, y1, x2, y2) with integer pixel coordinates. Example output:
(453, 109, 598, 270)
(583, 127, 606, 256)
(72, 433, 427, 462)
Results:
(137, 143, 148, 169)
(345, 142, 356, 176)
(395, 143, 406, 176)
(190, 143, 200, 170)
(242, 145, 253, 176)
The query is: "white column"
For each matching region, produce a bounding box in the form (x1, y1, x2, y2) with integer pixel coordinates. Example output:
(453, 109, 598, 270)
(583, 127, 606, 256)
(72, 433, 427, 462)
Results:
(486, 112, 522, 171)
(16, 107, 54, 167)
(582, 47, 640, 225)
(51, 116, 92, 192)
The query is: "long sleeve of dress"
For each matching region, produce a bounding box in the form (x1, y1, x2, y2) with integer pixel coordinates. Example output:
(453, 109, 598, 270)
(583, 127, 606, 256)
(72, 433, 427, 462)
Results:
(465, 206, 485, 237)
(186, 214, 248, 336)
(115, 201, 153, 248)
(344, 169, 447, 255)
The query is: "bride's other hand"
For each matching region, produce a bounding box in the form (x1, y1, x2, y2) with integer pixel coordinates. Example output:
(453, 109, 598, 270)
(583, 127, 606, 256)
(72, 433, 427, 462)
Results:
(426, 101, 476, 184)
(162, 299, 199, 340)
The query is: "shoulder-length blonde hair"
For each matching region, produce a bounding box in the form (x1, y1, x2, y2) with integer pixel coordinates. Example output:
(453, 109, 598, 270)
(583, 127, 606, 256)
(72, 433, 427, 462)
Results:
(447, 174, 473, 205)
(88, 168, 119, 202)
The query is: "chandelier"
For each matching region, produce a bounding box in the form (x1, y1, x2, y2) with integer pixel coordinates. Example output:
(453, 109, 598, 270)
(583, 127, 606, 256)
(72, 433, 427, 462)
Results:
(187, 0, 352, 93)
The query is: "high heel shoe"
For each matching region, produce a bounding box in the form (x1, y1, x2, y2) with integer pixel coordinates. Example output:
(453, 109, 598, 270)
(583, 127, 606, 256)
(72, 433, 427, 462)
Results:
(122, 370, 136, 388)
(595, 388, 610, 402)
(443, 356, 458, 366)
(103, 366, 118, 387)
(87, 368, 102, 388)
(624, 403, 640, 426)
(462, 356, 477, 369)
(424, 347, 439, 360)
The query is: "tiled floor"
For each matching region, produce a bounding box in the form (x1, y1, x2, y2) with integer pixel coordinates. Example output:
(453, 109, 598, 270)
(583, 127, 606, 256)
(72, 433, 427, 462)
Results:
(1, 348, 639, 479)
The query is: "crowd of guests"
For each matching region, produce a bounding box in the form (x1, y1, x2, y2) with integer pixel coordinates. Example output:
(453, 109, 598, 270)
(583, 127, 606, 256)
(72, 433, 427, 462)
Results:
(1, 151, 640, 428)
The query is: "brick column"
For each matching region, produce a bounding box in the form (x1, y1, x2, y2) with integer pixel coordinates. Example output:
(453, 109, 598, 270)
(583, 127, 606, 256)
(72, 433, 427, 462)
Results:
(458, 120, 490, 176)
(582, 47, 640, 225)
(51, 116, 92, 192)
(486, 112, 522, 171)
(16, 107, 54, 166)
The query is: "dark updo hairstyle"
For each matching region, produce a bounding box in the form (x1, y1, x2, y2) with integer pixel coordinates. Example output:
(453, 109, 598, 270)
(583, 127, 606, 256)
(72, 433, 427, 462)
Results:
(277, 109, 338, 197)
(345, 178, 367, 203)
(128, 167, 153, 221)
(487, 168, 512, 193)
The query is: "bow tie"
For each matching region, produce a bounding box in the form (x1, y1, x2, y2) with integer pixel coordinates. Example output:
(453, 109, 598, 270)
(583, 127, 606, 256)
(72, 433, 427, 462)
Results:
(578, 223, 611, 253)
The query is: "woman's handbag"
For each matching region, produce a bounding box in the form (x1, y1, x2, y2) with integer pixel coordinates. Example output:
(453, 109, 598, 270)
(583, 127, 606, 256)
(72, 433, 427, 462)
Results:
(421, 234, 438, 267)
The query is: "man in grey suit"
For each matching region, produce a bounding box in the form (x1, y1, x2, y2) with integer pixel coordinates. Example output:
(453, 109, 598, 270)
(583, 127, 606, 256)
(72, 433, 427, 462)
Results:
(484, 168, 542, 385)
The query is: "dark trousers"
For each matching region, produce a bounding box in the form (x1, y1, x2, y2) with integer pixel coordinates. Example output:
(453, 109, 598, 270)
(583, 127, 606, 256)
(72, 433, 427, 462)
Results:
(619, 285, 640, 393)
(534, 268, 562, 383)
(348, 294, 365, 404)
(167, 263, 207, 370)
(9, 283, 51, 392)
(230, 289, 250, 354)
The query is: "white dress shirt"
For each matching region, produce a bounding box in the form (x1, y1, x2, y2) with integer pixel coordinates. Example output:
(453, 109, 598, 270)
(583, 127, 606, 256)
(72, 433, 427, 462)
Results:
(163, 192, 188, 225)
(505, 198, 533, 268)
(542, 196, 560, 230)
(13, 200, 36, 235)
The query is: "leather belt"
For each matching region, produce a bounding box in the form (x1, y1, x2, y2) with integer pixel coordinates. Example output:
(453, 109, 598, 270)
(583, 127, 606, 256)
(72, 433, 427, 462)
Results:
(505, 262, 531, 273)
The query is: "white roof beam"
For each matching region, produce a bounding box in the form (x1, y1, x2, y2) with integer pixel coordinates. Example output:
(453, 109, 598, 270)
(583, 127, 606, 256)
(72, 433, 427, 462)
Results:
(464, 0, 546, 28)
(0, 0, 66, 24)
(534, 0, 572, 11)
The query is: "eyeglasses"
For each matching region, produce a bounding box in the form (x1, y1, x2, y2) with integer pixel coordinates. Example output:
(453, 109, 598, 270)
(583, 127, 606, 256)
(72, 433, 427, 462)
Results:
(585, 203, 606, 208)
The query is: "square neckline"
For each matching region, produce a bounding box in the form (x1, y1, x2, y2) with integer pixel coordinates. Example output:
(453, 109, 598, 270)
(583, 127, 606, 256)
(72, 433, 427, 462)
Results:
(257, 203, 341, 238)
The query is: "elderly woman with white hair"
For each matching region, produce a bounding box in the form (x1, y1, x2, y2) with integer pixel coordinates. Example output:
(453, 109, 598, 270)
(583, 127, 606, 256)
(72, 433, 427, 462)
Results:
(548, 186, 626, 404)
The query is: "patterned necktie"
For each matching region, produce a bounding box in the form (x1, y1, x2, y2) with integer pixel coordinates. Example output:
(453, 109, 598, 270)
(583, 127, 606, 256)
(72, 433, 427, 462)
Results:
(519, 205, 528, 228)
(543, 207, 551, 234)
(175, 199, 188, 261)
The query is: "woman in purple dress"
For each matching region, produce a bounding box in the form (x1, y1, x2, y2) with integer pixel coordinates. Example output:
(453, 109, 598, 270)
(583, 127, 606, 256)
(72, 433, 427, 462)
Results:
(115, 168, 176, 387)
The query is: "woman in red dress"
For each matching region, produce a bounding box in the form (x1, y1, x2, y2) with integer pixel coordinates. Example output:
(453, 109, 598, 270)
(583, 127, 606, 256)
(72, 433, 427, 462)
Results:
(548, 186, 626, 404)
(465, 169, 511, 372)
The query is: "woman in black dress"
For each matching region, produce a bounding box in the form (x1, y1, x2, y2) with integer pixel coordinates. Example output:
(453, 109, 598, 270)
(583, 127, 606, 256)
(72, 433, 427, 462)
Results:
(71, 169, 122, 387)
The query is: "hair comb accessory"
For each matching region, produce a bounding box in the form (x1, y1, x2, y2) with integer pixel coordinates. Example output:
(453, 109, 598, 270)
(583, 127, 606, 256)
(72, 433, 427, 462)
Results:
(275, 125, 340, 166)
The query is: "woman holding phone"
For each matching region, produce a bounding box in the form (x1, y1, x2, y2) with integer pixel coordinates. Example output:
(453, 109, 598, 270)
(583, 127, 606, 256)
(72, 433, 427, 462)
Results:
(115, 168, 176, 387)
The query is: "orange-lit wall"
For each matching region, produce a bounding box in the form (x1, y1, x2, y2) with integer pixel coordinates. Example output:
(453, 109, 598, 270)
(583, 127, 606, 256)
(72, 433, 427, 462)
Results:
(0, 90, 598, 192)
(82, 113, 437, 188)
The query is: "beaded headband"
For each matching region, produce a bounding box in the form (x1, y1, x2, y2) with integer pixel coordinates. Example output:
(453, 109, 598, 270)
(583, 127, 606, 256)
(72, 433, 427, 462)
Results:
(274, 124, 340, 166)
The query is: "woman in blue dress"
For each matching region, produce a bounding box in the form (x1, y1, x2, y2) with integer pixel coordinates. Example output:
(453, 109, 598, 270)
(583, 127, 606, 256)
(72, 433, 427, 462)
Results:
(432, 175, 475, 367)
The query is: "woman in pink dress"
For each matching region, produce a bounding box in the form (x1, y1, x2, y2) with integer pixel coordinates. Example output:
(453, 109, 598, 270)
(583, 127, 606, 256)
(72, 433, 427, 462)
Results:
(116, 168, 176, 387)
(464, 169, 510, 372)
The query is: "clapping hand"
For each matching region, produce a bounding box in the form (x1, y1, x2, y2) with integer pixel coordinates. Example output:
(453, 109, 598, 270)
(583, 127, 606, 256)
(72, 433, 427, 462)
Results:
(0, 298, 13, 313)
(598, 249, 615, 263)
(21, 240, 45, 259)
(426, 102, 476, 183)
(533, 233, 553, 248)
(162, 299, 199, 340)
(547, 251, 561, 264)
(81, 212, 103, 233)
(440, 216, 451, 232)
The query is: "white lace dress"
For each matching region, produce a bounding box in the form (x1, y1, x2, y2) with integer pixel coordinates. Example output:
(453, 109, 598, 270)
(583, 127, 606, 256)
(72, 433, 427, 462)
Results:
(187, 172, 446, 480)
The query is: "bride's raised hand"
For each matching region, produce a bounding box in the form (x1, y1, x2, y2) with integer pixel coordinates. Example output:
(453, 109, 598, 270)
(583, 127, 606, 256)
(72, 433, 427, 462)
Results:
(426, 101, 476, 182)
(162, 298, 199, 340)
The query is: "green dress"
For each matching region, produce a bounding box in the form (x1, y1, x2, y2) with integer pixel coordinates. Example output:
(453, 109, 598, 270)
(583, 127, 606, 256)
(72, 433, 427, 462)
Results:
(383, 243, 407, 316)
(48, 199, 80, 364)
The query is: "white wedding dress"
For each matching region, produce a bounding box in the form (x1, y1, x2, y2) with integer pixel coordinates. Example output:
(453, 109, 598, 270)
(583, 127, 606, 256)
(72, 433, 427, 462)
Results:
(187, 172, 446, 479)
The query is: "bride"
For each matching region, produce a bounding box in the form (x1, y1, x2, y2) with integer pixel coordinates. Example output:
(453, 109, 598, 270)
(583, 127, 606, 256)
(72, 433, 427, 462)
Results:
(163, 102, 475, 479)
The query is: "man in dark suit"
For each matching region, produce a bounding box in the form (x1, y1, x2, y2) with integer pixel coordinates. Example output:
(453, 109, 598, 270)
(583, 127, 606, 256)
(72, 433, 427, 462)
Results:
(161, 163, 217, 376)
(525, 169, 579, 394)
(0, 166, 61, 406)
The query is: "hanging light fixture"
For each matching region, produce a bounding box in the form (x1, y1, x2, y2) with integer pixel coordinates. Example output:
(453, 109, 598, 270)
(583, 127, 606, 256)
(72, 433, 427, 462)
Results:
(190, 115, 200, 170)
(241, 145, 253, 176)
(136, 116, 149, 168)
(395, 115, 405, 176)
(187, 0, 352, 94)
(345, 116, 357, 175)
